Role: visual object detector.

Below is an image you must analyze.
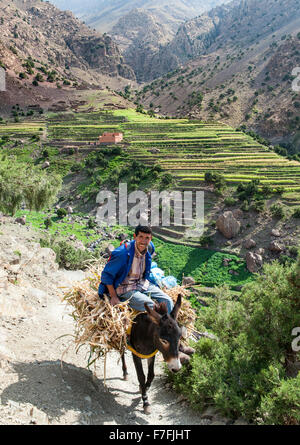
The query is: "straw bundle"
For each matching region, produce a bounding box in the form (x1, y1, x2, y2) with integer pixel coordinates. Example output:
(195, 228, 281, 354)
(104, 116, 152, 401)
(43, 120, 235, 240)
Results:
(63, 265, 197, 362)
(163, 285, 197, 338)
(62, 264, 136, 359)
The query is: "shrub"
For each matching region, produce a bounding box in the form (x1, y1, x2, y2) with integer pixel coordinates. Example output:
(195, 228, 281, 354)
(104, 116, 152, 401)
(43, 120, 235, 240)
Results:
(261, 184, 272, 196)
(70, 162, 84, 172)
(199, 235, 213, 246)
(167, 259, 300, 423)
(56, 208, 67, 218)
(237, 179, 260, 201)
(292, 207, 300, 218)
(251, 199, 266, 213)
(87, 217, 96, 229)
(44, 216, 52, 229)
(205, 171, 226, 192)
(258, 375, 300, 425)
(224, 197, 236, 207)
(0, 157, 61, 215)
(270, 202, 285, 219)
(278, 254, 295, 267)
(40, 237, 95, 270)
(241, 200, 249, 211)
(160, 173, 175, 189)
(288, 246, 299, 257)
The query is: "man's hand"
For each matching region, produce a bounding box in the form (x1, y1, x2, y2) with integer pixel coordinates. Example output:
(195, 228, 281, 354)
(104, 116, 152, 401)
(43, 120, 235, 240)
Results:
(110, 295, 121, 306)
(106, 285, 120, 306)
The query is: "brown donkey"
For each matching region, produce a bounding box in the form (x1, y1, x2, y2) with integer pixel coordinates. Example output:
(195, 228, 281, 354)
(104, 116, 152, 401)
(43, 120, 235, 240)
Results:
(121, 294, 184, 414)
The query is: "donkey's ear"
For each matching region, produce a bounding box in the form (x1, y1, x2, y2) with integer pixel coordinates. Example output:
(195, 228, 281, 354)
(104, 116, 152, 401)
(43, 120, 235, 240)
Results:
(144, 303, 161, 325)
(170, 294, 182, 320)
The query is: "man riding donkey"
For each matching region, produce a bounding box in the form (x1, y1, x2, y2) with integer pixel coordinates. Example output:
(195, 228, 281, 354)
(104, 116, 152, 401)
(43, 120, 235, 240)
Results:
(98, 224, 195, 364)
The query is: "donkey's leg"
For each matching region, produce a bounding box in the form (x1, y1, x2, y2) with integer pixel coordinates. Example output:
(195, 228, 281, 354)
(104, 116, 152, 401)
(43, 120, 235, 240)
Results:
(145, 356, 155, 392)
(132, 354, 151, 414)
(121, 352, 128, 380)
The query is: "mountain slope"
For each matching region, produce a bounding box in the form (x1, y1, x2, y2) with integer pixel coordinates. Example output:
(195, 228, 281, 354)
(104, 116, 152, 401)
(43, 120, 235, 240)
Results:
(0, 0, 135, 110)
(133, 0, 300, 146)
(50, 0, 232, 82)
(137, 0, 300, 81)
(50, 0, 232, 33)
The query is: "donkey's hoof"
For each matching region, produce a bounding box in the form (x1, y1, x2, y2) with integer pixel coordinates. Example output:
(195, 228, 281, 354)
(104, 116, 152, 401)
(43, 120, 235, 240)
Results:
(143, 405, 151, 415)
(123, 374, 128, 381)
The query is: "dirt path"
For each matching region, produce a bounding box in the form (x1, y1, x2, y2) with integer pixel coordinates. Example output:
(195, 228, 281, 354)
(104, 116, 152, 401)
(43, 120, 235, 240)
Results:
(0, 220, 210, 425)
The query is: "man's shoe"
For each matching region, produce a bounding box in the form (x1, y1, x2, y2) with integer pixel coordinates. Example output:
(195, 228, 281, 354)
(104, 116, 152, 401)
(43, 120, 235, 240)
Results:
(179, 342, 195, 356)
(179, 352, 190, 365)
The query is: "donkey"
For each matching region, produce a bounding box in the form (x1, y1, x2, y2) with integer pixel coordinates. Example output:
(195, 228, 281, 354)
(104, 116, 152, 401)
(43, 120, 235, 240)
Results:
(121, 294, 184, 414)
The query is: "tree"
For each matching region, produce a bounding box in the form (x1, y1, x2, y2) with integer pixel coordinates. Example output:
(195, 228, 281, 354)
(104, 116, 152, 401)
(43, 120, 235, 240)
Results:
(0, 156, 62, 215)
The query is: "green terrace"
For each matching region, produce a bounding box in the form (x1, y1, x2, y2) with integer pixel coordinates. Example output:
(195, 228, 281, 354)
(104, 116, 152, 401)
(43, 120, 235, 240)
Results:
(13, 210, 252, 291)
(2, 108, 300, 246)
(3, 109, 300, 195)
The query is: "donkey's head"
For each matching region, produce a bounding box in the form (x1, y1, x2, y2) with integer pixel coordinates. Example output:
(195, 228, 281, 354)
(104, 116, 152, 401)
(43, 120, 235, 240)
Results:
(145, 295, 182, 373)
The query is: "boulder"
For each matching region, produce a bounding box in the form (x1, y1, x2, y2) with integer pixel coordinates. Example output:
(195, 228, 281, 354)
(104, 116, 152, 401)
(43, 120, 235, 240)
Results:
(66, 206, 73, 214)
(216, 211, 241, 239)
(246, 252, 263, 273)
(42, 161, 50, 169)
(243, 238, 256, 249)
(271, 229, 281, 237)
(15, 216, 26, 225)
(182, 276, 196, 286)
(269, 241, 284, 253)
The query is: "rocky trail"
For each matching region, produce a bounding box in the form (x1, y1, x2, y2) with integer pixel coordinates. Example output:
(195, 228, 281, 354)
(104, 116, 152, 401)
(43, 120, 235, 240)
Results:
(0, 217, 215, 426)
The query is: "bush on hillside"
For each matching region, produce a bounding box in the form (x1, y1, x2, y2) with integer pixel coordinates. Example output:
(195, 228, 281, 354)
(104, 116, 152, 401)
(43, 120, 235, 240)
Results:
(56, 208, 67, 218)
(224, 197, 237, 207)
(237, 179, 260, 202)
(205, 171, 226, 193)
(167, 257, 300, 423)
(0, 156, 61, 215)
(270, 202, 285, 219)
(40, 236, 96, 270)
(292, 207, 300, 218)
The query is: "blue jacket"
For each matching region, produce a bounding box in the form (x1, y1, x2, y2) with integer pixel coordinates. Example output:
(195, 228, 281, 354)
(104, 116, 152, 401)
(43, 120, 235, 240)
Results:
(98, 240, 155, 297)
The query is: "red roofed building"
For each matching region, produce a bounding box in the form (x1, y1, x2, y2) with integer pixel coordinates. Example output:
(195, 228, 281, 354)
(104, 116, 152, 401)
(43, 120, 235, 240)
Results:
(99, 132, 123, 144)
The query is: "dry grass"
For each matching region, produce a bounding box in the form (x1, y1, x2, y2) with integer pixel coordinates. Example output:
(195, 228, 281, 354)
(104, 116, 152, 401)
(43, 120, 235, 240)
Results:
(63, 264, 196, 362)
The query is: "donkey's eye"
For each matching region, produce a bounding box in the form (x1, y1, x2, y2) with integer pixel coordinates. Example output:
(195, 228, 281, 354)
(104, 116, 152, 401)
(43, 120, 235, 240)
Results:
(160, 339, 169, 347)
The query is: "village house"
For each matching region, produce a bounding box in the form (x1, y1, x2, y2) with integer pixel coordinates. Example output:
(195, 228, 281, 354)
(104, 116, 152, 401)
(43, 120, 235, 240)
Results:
(98, 132, 123, 144)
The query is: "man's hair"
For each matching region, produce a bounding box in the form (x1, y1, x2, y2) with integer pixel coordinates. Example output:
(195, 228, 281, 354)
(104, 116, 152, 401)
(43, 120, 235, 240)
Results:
(135, 225, 152, 236)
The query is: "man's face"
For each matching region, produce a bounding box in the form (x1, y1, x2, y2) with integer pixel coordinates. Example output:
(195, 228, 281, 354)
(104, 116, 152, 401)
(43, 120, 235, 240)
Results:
(133, 231, 152, 253)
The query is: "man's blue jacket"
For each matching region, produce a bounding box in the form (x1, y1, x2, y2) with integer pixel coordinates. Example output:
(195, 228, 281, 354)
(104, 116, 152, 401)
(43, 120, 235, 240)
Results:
(98, 240, 155, 297)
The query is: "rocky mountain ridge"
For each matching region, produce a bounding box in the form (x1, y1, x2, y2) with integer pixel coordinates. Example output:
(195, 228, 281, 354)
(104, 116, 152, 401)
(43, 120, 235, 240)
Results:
(134, 0, 300, 146)
(135, 0, 300, 81)
(50, 0, 232, 33)
(0, 0, 135, 110)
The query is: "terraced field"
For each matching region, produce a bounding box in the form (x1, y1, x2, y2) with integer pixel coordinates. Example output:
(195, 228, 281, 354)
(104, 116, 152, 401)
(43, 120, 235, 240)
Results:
(2, 108, 300, 246)
(45, 109, 300, 194)
(0, 121, 46, 138)
(42, 108, 300, 245)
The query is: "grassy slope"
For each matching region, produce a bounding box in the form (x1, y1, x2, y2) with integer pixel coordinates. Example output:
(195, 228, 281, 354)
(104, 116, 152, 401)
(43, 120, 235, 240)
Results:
(13, 209, 252, 289)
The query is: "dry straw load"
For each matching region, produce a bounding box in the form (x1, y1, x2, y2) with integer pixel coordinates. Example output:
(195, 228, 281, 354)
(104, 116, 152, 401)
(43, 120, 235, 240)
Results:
(63, 264, 196, 365)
